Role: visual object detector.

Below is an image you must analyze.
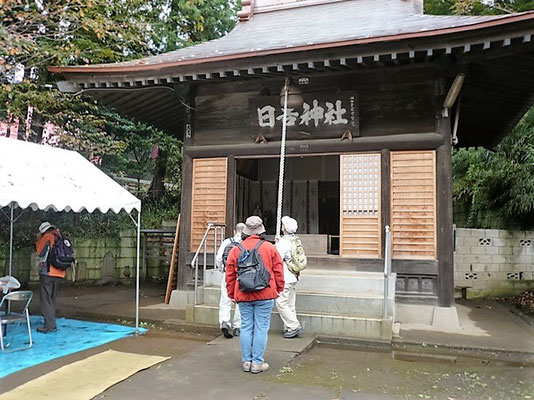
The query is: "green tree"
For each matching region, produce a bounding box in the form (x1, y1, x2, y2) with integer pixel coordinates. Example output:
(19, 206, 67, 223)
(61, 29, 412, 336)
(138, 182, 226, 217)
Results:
(424, 0, 534, 229)
(425, 0, 534, 15)
(150, 0, 238, 52)
(453, 109, 534, 229)
(0, 0, 237, 248)
(0, 0, 236, 196)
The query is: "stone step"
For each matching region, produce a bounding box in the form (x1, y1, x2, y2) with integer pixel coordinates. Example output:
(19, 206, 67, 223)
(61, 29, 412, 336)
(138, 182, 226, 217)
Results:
(191, 304, 392, 340)
(205, 268, 395, 296)
(202, 286, 394, 317)
(298, 270, 393, 294)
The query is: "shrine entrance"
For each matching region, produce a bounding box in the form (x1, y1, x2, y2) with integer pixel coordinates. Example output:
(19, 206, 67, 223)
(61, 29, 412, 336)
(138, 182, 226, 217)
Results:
(235, 155, 340, 255)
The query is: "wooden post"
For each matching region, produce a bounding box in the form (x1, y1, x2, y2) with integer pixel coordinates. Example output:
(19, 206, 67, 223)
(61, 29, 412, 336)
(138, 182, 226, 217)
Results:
(381, 149, 391, 258)
(165, 214, 181, 304)
(176, 87, 195, 292)
(436, 114, 454, 307)
(227, 155, 236, 235)
(177, 154, 193, 290)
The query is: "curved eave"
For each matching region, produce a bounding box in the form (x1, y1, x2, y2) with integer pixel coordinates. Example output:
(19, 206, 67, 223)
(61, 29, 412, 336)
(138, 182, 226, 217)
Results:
(48, 12, 534, 75)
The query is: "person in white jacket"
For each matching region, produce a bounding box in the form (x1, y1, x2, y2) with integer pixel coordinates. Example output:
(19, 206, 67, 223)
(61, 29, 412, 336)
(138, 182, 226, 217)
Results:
(215, 222, 245, 338)
(275, 216, 303, 338)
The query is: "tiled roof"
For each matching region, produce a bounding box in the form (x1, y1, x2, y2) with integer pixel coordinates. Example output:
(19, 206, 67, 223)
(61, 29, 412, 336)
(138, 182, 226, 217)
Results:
(51, 0, 531, 72)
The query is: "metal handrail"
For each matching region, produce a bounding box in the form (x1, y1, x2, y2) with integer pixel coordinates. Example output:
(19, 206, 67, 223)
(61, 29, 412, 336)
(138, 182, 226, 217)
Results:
(382, 225, 392, 319)
(191, 223, 225, 305)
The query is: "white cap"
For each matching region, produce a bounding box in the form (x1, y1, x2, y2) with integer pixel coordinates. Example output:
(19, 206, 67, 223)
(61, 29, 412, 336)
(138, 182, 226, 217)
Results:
(38, 222, 54, 234)
(281, 216, 298, 234)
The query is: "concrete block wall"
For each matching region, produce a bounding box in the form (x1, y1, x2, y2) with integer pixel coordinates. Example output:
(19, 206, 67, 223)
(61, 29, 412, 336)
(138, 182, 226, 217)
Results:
(454, 228, 534, 298)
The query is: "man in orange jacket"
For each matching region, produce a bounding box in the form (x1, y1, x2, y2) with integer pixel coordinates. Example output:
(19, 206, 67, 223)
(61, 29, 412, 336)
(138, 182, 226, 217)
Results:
(35, 221, 66, 333)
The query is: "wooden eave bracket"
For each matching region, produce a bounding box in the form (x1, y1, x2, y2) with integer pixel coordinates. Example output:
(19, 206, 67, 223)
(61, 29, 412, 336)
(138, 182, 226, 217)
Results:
(254, 133, 268, 144)
(340, 130, 353, 141)
(238, 0, 255, 21)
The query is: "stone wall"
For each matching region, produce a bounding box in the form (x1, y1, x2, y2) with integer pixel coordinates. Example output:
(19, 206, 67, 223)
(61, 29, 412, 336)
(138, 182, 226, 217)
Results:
(454, 228, 534, 298)
(0, 229, 170, 284)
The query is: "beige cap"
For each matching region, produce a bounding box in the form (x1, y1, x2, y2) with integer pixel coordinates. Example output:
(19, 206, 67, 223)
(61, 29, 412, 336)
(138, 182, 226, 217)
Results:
(243, 216, 266, 235)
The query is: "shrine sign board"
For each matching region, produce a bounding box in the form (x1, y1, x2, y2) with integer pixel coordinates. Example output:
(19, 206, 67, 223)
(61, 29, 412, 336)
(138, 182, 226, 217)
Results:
(250, 92, 359, 141)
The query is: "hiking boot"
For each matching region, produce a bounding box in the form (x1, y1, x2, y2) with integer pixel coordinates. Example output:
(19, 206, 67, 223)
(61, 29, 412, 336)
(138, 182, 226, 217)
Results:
(232, 327, 240, 337)
(221, 322, 233, 338)
(37, 326, 57, 333)
(251, 362, 269, 374)
(242, 361, 251, 372)
(283, 327, 303, 338)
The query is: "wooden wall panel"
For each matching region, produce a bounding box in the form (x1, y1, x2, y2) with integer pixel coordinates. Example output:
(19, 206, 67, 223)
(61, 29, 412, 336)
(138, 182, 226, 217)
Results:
(340, 154, 381, 258)
(194, 74, 436, 147)
(390, 151, 436, 259)
(190, 157, 227, 252)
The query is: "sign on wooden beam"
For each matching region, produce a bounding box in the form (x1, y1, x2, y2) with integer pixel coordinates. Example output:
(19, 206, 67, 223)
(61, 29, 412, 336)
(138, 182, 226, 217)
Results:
(250, 92, 359, 141)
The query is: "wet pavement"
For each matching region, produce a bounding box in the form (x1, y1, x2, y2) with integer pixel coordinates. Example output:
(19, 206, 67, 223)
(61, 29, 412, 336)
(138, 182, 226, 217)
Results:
(273, 344, 534, 400)
(0, 329, 211, 394)
(2, 282, 533, 399)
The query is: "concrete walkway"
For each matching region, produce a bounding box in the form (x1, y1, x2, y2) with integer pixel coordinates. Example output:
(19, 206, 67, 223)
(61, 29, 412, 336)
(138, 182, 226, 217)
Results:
(7, 283, 533, 399)
(40, 283, 534, 356)
(397, 300, 534, 357)
(97, 333, 340, 400)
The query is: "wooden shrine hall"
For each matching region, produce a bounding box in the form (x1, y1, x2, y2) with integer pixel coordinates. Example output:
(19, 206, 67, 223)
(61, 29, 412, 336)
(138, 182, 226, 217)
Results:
(51, 0, 534, 338)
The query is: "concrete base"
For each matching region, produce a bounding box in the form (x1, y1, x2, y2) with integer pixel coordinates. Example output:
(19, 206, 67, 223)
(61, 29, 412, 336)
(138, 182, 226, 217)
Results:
(192, 303, 393, 340)
(168, 289, 197, 308)
(396, 303, 460, 329)
(432, 306, 460, 329)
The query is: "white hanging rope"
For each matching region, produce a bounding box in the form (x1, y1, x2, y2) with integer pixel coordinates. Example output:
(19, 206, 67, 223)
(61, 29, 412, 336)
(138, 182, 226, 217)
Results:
(275, 78, 290, 240)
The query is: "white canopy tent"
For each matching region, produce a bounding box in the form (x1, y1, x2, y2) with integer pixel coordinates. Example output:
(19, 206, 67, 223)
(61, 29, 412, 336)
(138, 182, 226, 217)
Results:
(0, 137, 142, 333)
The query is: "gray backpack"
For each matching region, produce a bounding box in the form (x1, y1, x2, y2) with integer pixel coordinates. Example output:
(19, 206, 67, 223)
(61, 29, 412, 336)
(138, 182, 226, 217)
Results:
(236, 240, 271, 293)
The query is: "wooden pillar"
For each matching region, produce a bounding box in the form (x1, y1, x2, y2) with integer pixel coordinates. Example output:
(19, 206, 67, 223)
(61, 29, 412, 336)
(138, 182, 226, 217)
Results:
(380, 149, 391, 258)
(177, 153, 193, 290)
(177, 88, 195, 291)
(436, 114, 454, 307)
(226, 155, 236, 236)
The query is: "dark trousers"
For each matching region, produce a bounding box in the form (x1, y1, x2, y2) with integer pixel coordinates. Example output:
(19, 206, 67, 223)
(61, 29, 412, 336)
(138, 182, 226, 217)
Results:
(39, 275, 62, 329)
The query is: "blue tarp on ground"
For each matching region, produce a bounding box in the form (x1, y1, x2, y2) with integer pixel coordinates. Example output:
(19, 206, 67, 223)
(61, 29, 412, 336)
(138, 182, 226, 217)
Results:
(0, 316, 145, 378)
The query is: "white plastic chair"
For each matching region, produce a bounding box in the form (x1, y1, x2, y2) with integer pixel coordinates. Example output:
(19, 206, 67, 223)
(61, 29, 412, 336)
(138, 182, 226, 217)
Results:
(0, 290, 33, 352)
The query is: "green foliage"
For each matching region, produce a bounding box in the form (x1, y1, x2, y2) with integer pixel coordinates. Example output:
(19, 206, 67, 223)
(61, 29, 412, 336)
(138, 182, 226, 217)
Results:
(453, 108, 534, 229)
(425, 1, 534, 228)
(425, 0, 534, 14)
(150, 0, 238, 51)
(0, 0, 236, 247)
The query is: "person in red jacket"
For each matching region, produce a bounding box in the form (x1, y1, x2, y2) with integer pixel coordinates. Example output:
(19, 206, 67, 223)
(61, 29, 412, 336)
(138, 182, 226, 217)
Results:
(35, 221, 66, 333)
(226, 216, 284, 374)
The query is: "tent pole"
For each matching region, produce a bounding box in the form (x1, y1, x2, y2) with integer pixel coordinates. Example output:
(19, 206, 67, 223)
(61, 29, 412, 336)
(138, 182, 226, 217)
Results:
(9, 203, 14, 276)
(135, 210, 141, 335)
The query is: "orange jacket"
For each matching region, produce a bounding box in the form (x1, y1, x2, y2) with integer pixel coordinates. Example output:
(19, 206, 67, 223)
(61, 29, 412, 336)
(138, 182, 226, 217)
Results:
(226, 235, 284, 303)
(36, 229, 66, 279)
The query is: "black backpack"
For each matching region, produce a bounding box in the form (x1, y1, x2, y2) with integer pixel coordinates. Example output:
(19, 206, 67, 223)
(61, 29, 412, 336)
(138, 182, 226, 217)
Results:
(222, 238, 238, 271)
(235, 240, 271, 293)
(48, 233, 75, 270)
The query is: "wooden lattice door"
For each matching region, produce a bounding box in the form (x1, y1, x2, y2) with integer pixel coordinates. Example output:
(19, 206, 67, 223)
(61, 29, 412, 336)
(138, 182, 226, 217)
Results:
(190, 157, 227, 252)
(390, 151, 436, 259)
(340, 153, 381, 258)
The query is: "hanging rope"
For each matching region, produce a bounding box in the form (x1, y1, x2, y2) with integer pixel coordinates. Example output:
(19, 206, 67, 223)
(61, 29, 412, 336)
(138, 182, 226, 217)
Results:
(275, 78, 290, 240)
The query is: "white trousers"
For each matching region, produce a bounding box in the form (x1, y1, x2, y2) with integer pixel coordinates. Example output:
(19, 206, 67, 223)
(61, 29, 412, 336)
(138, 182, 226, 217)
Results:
(219, 271, 241, 328)
(275, 282, 300, 331)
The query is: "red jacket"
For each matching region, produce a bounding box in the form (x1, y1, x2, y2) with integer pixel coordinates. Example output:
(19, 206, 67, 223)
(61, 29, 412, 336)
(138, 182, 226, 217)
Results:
(226, 235, 284, 302)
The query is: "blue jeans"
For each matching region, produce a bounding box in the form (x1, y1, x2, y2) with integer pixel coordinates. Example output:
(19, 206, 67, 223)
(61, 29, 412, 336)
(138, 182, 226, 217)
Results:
(238, 299, 274, 364)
